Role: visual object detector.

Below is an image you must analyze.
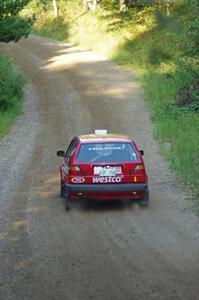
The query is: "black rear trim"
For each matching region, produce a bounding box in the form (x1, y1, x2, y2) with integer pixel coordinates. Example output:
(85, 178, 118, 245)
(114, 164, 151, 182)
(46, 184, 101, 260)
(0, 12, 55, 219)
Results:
(65, 183, 147, 192)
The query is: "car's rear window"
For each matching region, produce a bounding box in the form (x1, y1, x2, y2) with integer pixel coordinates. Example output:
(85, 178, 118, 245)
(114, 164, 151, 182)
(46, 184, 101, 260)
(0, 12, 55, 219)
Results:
(76, 142, 138, 163)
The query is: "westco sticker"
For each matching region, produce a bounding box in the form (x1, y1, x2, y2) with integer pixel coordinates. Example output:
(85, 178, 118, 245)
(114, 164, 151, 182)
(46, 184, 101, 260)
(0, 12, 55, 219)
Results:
(92, 176, 122, 183)
(71, 177, 85, 183)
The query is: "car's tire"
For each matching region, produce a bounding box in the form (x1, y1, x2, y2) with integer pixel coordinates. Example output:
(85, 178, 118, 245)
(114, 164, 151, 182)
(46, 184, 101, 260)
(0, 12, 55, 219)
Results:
(139, 189, 149, 207)
(65, 194, 71, 211)
(60, 180, 65, 198)
(61, 180, 71, 210)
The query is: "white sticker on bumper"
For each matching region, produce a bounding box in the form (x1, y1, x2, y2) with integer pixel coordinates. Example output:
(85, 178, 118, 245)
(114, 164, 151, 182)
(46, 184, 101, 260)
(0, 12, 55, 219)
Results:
(71, 177, 85, 183)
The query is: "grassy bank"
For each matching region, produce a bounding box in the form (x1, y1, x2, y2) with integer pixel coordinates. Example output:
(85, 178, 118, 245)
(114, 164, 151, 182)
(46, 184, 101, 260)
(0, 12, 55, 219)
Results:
(0, 54, 25, 137)
(31, 0, 199, 200)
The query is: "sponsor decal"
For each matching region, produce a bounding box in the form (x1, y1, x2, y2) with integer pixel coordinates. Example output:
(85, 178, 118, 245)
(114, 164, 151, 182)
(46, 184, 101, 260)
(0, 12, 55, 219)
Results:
(89, 146, 124, 151)
(92, 176, 123, 183)
(71, 177, 85, 183)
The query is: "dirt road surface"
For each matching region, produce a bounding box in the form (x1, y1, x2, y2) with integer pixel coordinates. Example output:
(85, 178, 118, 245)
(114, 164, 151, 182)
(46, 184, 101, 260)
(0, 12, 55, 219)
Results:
(0, 35, 199, 300)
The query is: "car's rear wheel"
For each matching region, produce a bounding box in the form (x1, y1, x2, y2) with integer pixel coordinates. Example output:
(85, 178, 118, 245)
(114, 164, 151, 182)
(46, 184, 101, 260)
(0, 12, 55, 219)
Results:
(60, 180, 65, 198)
(139, 189, 149, 207)
(65, 194, 71, 211)
(60, 180, 71, 210)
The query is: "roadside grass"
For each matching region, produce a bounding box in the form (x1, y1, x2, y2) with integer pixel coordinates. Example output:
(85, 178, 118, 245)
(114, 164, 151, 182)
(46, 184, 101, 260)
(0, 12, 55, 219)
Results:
(0, 105, 22, 138)
(33, 15, 69, 41)
(144, 72, 199, 196)
(0, 54, 25, 138)
(32, 1, 199, 199)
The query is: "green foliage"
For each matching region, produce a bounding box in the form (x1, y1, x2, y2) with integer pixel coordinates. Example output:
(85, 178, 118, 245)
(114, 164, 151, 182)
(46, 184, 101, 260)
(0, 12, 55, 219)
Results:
(143, 71, 199, 197)
(35, 0, 52, 10)
(0, 106, 21, 138)
(174, 60, 199, 111)
(180, 20, 199, 57)
(0, 0, 34, 42)
(173, 0, 199, 112)
(0, 55, 25, 112)
(33, 16, 69, 40)
(0, 54, 25, 137)
(0, 0, 30, 15)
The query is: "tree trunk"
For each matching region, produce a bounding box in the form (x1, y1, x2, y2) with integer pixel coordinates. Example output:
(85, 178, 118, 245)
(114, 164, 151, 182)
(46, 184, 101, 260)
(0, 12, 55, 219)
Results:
(52, 0, 58, 18)
(119, 0, 129, 12)
(83, 0, 98, 12)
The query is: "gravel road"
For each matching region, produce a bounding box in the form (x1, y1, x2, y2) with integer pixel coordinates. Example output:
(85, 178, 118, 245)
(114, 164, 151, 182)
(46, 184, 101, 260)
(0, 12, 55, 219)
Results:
(0, 35, 199, 300)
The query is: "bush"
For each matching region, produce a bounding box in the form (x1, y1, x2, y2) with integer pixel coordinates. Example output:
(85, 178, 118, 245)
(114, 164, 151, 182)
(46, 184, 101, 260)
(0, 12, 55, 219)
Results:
(0, 55, 25, 112)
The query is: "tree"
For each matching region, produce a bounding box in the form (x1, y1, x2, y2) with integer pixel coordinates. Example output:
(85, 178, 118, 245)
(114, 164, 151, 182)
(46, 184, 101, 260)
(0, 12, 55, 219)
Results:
(0, 0, 34, 43)
(119, 0, 131, 12)
(52, 0, 59, 18)
(34, 0, 59, 18)
(83, 0, 100, 12)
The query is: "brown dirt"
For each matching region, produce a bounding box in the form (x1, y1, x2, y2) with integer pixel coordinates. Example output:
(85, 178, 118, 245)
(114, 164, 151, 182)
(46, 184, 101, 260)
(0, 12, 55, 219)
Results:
(0, 35, 199, 300)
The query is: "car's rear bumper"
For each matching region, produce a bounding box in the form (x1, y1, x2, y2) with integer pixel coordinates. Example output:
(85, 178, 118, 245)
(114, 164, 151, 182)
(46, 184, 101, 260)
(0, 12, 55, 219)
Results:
(65, 183, 147, 193)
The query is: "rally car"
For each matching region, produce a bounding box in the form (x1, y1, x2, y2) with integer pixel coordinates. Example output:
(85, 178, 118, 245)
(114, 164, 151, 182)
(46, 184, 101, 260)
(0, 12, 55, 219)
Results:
(57, 130, 149, 210)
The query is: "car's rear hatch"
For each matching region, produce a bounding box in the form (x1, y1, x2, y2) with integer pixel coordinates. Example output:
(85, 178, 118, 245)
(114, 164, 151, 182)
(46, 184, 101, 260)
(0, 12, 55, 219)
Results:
(69, 162, 146, 184)
(69, 141, 147, 184)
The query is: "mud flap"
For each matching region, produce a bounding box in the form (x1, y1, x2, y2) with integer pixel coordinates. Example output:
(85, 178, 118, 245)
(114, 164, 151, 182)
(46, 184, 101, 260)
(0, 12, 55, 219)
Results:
(139, 189, 149, 207)
(64, 188, 71, 211)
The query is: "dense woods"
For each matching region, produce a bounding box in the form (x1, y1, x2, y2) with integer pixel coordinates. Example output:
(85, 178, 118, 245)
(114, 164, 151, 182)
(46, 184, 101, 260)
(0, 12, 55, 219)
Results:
(0, 0, 34, 42)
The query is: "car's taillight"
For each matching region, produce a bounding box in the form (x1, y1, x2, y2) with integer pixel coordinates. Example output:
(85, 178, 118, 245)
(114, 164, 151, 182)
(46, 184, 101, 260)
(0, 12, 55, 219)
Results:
(69, 165, 81, 175)
(129, 164, 145, 175)
(134, 164, 145, 172)
(133, 164, 146, 183)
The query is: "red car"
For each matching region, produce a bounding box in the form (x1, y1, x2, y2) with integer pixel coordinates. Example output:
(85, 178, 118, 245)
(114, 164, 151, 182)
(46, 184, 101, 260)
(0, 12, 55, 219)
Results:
(57, 130, 149, 210)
